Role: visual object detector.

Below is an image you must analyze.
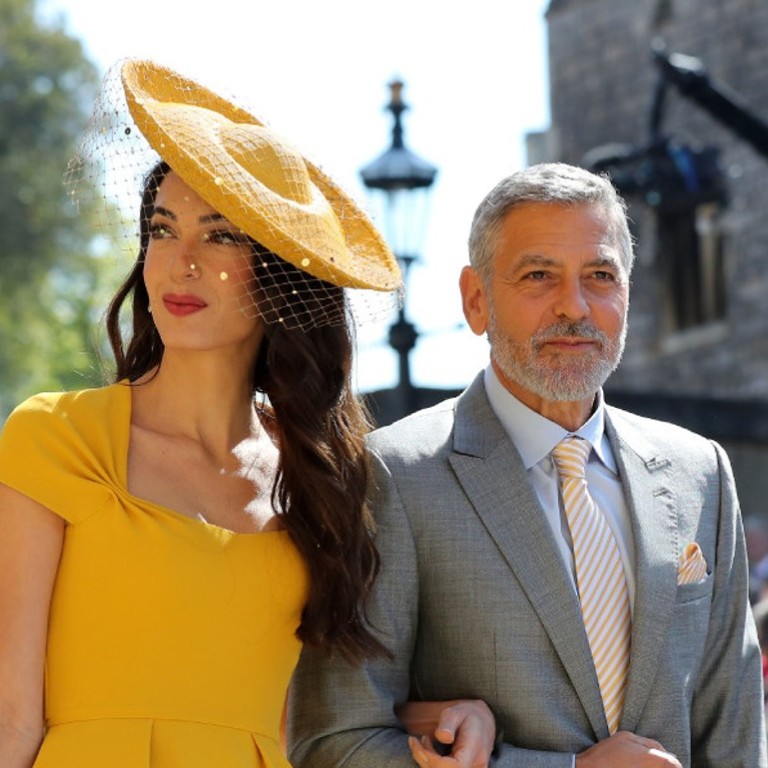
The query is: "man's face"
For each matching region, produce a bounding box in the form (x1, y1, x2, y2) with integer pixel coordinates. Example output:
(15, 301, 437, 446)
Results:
(461, 202, 629, 410)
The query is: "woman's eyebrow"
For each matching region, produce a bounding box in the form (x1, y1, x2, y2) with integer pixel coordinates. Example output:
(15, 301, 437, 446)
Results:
(151, 205, 176, 220)
(150, 208, 229, 225)
(199, 213, 228, 224)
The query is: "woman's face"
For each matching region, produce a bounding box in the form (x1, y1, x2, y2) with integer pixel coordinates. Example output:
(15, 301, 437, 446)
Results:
(143, 171, 264, 359)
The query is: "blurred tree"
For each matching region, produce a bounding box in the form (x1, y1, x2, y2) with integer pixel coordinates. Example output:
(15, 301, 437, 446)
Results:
(0, 0, 115, 419)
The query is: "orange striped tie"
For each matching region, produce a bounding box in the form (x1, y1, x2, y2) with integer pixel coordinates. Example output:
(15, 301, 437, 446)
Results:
(552, 437, 631, 734)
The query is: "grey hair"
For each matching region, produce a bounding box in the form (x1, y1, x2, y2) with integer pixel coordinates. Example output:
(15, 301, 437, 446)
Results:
(468, 162, 634, 284)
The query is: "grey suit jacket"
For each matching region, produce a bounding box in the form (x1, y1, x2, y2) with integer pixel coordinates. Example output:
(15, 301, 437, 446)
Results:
(288, 374, 767, 767)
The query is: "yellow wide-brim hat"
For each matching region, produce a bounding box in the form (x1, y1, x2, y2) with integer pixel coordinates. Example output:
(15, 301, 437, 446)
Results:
(120, 59, 400, 293)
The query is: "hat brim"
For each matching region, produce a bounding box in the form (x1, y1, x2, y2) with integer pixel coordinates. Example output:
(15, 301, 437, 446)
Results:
(121, 60, 400, 292)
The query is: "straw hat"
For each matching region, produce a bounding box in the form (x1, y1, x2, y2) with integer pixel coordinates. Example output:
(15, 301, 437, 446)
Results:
(120, 59, 399, 293)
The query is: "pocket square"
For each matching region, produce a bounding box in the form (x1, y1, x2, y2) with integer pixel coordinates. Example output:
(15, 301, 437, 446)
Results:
(677, 542, 708, 585)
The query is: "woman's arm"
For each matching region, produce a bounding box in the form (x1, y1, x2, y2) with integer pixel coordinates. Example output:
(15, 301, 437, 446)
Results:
(0, 482, 64, 768)
(397, 700, 496, 768)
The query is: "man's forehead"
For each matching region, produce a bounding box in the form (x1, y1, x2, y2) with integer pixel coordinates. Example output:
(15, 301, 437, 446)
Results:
(494, 203, 623, 257)
(495, 238, 624, 264)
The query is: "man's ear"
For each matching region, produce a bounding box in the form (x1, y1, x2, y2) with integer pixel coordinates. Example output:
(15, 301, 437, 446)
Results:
(460, 266, 489, 336)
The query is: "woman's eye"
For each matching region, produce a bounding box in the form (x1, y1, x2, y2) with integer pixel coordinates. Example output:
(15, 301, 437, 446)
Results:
(149, 222, 173, 239)
(206, 230, 246, 246)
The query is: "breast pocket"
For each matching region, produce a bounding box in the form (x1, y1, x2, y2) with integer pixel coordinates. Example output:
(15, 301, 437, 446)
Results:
(675, 572, 714, 605)
(661, 573, 714, 685)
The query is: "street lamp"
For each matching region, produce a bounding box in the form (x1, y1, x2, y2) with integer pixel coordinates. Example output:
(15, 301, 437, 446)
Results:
(360, 79, 437, 418)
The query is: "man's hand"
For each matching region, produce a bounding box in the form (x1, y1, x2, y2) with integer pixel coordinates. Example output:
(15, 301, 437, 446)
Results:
(405, 700, 495, 768)
(576, 731, 682, 767)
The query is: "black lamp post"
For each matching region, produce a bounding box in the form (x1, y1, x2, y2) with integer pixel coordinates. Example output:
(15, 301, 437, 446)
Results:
(360, 80, 437, 418)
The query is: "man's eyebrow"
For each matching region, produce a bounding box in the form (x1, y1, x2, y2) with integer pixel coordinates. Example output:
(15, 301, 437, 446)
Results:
(587, 256, 621, 267)
(511, 254, 559, 269)
(588, 253, 624, 269)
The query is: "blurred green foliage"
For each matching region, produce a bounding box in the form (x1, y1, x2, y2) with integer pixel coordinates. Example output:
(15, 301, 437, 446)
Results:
(0, 0, 118, 419)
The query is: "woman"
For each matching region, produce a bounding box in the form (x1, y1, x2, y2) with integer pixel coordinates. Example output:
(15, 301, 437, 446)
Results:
(0, 60, 493, 767)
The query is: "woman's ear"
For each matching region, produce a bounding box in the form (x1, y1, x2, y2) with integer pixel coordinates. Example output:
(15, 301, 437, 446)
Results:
(459, 266, 490, 336)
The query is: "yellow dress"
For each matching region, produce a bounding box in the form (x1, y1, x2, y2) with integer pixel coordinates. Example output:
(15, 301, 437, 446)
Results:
(0, 384, 308, 767)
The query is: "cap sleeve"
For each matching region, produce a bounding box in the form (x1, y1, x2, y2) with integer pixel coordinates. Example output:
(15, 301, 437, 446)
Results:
(0, 389, 123, 525)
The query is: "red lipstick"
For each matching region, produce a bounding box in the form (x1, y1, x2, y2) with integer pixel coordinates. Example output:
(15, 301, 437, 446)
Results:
(162, 293, 208, 316)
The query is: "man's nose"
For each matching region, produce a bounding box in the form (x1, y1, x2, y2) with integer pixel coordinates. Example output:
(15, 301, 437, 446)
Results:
(552, 278, 590, 320)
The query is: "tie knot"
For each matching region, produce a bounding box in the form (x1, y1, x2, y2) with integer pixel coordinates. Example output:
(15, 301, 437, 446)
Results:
(552, 436, 591, 480)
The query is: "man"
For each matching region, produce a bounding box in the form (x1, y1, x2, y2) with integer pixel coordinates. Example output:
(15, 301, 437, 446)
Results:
(288, 163, 766, 767)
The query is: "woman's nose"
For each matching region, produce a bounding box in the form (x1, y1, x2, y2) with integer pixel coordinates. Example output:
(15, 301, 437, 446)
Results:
(171, 244, 201, 281)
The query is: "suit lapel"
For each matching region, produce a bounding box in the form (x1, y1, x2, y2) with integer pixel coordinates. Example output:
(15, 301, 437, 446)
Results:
(605, 409, 679, 731)
(448, 377, 608, 739)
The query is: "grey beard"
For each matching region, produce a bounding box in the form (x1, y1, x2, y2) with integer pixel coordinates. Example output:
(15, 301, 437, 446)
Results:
(488, 318, 626, 402)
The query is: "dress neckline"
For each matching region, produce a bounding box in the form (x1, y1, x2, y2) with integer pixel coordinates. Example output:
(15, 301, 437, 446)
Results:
(114, 382, 287, 539)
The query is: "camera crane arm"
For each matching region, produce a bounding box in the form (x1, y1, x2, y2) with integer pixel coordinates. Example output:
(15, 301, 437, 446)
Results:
(651, 39, 768, 160)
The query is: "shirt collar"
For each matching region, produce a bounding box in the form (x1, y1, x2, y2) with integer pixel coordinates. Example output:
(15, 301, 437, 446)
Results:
(483, 365, 616, 473)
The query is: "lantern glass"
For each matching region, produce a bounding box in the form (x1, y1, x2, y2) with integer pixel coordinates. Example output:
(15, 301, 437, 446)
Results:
(366, 185, 433, 263)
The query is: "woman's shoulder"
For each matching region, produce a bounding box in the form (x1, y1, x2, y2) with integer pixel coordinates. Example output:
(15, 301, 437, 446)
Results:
(2, 384, 131, 462)
(8, 383, 129, 429)
(0, 384, 131, 525)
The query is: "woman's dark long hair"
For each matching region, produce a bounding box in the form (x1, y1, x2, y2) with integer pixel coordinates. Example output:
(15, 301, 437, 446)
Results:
(106, 162, 389, 662)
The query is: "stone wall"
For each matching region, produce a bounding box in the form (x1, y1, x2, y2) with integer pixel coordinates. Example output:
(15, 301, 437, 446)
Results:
(539, 0, 768, 519)
(542, 0, 768, 399)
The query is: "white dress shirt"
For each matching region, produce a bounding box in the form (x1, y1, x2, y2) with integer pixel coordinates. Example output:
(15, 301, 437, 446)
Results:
(483, 366, 637, 612)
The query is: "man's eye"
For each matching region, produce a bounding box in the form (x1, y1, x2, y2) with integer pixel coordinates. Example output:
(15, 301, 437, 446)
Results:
(593, 270, 615, 281)
(525, 270, 548, 280)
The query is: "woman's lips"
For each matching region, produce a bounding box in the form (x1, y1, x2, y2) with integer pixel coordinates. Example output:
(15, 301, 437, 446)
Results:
(162, 293, 208, 316)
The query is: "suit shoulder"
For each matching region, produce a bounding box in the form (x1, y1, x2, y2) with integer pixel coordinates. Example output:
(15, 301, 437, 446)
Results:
(606, 404, 719, 459)
(607, 404, 705, 438)
(367, 396, 457, 459)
